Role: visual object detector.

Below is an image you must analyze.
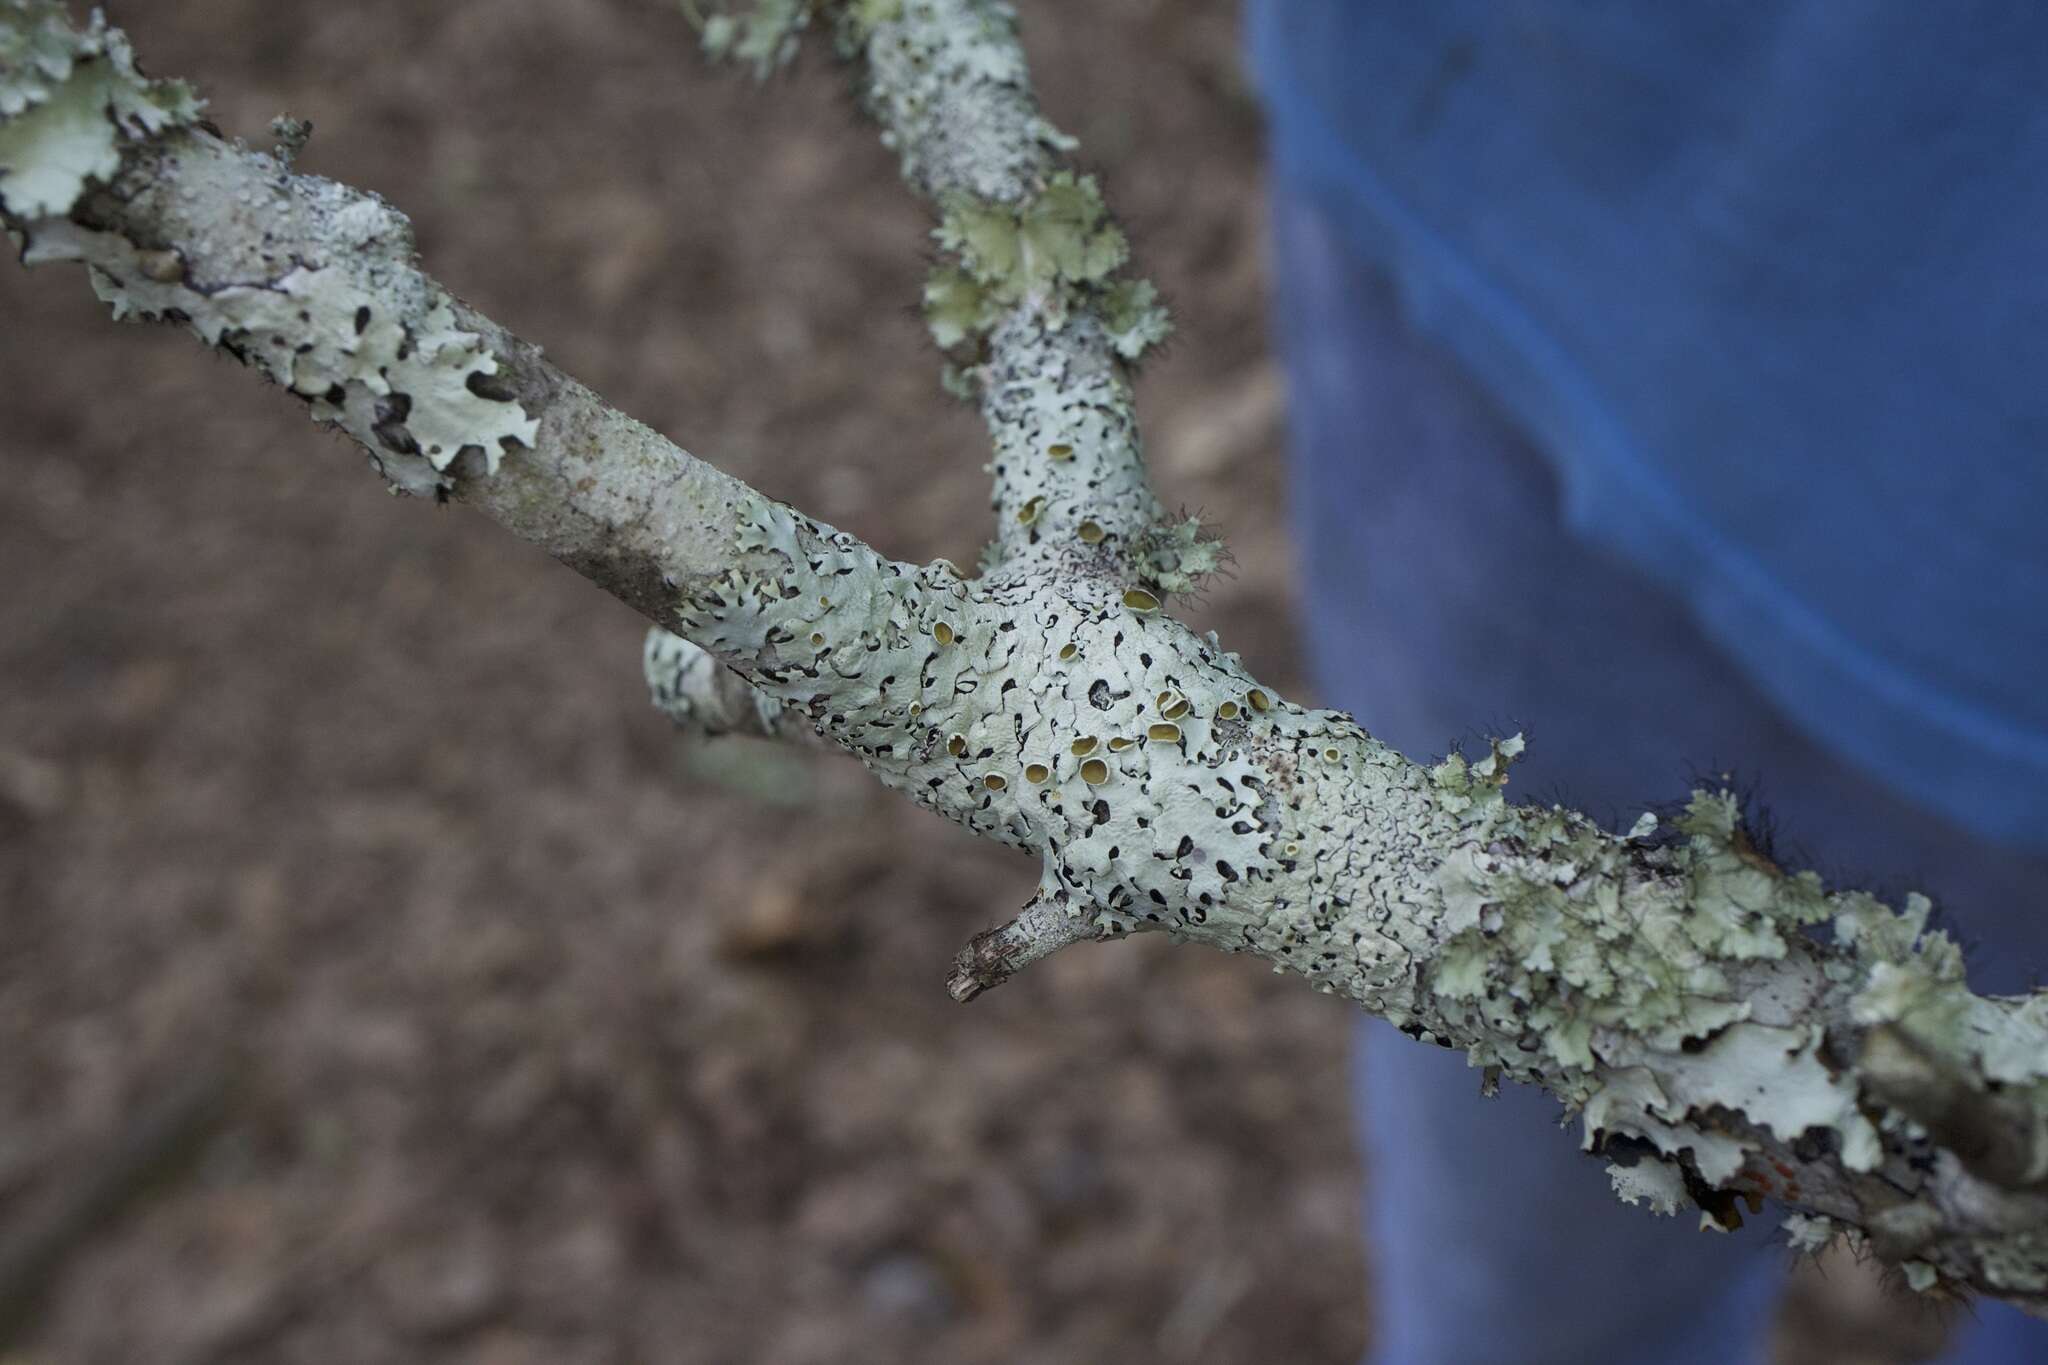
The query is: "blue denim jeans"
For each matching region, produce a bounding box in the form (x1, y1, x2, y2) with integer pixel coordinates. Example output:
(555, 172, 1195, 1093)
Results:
(1271, 188, 2048, 1365)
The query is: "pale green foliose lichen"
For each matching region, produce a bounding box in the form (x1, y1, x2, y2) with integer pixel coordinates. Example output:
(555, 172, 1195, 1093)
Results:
(1099, 277, 1172, 360)
(1674, 790, 1833, 957)
(645, 628, 799, 737)
(1825, 868, 2048, 1220)
(1137, 517, 1222, 595)
(935, 170, 1125, 305)
(0, 0, 201, 217)
(847, 0, 905, 30)
(1422, 774, 1916, 1202)
(923, 264, 997, 349)
(662, 493, 1363, 950)
(5, 5, 536, 496)
(26, 194, 537, 490)
(1832, 889, 2048, 1090)
(922, 173, 1169, 361)
(689, 0, 812, 75)
(938, 360, 979, 401)
(1978, 1232, 2048, 1294)
(1607, 1152, 1689, 1216)
(1781, 1212, 1841, 1255)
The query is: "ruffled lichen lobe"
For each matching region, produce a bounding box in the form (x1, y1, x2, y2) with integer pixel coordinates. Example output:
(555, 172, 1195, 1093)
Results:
(0, 0, 201, 216)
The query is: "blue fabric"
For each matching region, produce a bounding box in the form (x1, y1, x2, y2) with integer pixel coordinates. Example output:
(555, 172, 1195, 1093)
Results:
(1269, 190, 2048, 1365)
(1248, 0, 2048, 854)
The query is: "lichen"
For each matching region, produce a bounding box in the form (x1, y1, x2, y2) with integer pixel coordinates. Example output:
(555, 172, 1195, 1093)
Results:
(663, 495, 1366, 947)
(854, 0, 1038, 202)
(645, 628, 796, 737)
(922, 264, 996, 349)
(40, 219, 532, 492)
(4, 6, 536, 494)
(924, 171, 1168, 362)
(1137, 517, 1222, 595)
(1412, 770, 1931, 1200)
(1428, 731, 1523, 820)
(657, 0, 2048, 1280)
(1833, 888, 2048, 1096)
(17, 0, 2048, 1310)
(1979, 1232, 2048, 1294)
(974, 310, 1167, 561)
(930, 170, 1125, 320)
(0, 0, 201, 218)
(1099, 277, 1172, 360)
(689, 0, 812, 75)
(1013, 171, 1127, 286)
(1781, 1212, 1841, 1255)
(1608, 1154, 1689, 1216)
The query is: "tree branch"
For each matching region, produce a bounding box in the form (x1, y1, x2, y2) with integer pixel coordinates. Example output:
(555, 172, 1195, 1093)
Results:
(645, 632, 806, 741)
(946, 890, 1105, 1002)
(850, 1, 1190, 581)
(6, 0, 2047, 1320)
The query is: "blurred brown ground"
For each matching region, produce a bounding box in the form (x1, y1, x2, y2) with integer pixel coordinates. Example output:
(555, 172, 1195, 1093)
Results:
(0, 2, 1954, 1362)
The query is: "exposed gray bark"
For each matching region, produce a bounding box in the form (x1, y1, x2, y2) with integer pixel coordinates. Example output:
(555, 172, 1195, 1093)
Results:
(4, 0, 2044, 1318)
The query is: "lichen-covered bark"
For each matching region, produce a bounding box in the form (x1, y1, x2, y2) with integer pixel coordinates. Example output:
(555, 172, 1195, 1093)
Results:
(845, 0, 1188, 581)
(6, 0, 2046, 1320)
(0, 22, 932, 654)
(645, 629, 805, 740)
